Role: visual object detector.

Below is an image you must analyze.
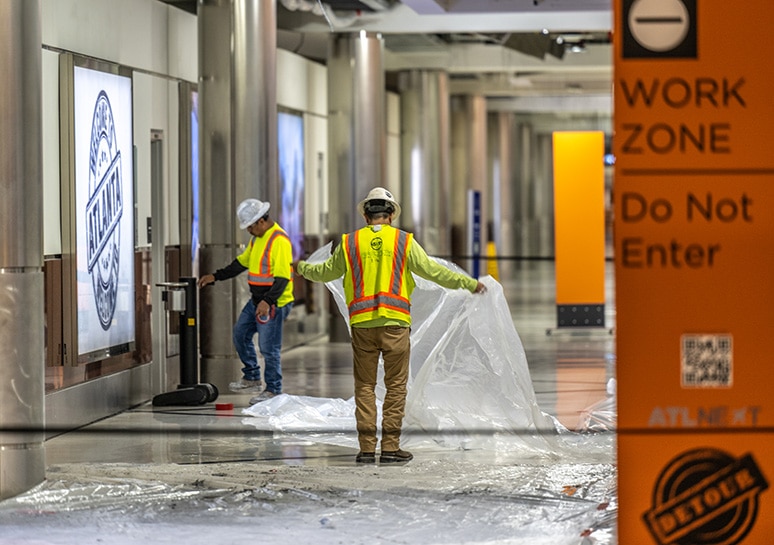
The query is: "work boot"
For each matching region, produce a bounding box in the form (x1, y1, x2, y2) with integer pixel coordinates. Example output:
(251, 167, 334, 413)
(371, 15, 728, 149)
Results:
(379, 449, 413, 463)
(355, 452, 376, 464)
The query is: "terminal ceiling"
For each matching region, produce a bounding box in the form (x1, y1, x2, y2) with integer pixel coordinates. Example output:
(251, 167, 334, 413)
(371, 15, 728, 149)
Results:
(157, 0, 613, 112)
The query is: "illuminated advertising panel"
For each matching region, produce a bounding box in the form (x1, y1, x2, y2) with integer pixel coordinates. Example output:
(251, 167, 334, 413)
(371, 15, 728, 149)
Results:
(191, 89, 199, 276)
(278, 110, 305, 262)
(73, 65, 135, 360)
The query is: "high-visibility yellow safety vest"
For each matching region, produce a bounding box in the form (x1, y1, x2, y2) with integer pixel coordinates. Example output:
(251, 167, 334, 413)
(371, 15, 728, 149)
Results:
(342, 225, 414, 325)
(237, 224, 294, 307)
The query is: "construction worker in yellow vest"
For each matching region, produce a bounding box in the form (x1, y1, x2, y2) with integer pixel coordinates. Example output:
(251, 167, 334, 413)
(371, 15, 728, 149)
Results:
(297, 187, 486, 464)
(198, 198, 294, 404)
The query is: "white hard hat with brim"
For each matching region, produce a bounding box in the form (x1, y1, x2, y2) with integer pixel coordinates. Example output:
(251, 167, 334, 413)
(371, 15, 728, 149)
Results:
(237, 198, 270, 229)
(357, 187, 401, 221)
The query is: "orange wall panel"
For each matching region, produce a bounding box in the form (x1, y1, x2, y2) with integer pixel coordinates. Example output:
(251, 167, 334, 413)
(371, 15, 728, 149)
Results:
(553, 131, 606, 305)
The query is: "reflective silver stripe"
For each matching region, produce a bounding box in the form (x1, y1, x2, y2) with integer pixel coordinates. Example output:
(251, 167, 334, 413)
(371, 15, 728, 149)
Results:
(350, 293, 410, 314)
(346, 234, 363, 299)
(248, 272, 272, 285)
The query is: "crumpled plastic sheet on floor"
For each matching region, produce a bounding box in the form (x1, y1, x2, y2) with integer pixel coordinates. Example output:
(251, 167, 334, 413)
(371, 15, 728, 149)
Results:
(243, 243, 612, 460)
(0, 461, 616, 545)
(578, 378, 617, 433)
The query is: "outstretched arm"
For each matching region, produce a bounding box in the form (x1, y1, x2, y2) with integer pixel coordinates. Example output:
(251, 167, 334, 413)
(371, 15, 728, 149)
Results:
(408, 239, 484, 294)
(297, 243, 347, 283)
(197, 259, 247, 288)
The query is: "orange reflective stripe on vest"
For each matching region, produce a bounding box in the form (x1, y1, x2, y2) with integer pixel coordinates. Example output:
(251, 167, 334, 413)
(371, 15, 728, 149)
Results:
(346, 232, 364, 299)
(247, 231, 289, 286)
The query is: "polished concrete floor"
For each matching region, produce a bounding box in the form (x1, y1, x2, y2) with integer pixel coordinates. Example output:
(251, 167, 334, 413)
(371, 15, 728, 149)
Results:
(1, 260, 618, 545)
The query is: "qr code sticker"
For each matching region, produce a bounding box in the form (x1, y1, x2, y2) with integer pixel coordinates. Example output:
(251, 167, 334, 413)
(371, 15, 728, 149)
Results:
(681, 334, 733, 388)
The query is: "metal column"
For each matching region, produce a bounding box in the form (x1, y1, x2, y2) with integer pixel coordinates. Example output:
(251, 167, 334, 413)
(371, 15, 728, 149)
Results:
(450, 94, 487, 273)
(327, 31, 386, 235)
(0, 0, 45, 500)
(327, 31, 386, 341)
(232, 0, 278, 209)
(398, 70, 451, 256)
(487, 111, 518, 278)
(150, 133, 167, 394)
(515, 121, 534, 257)
(198, 0, 278, 391)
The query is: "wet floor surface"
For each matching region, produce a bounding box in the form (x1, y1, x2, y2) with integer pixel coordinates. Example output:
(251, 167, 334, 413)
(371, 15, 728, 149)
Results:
(1, 261, 618, 544)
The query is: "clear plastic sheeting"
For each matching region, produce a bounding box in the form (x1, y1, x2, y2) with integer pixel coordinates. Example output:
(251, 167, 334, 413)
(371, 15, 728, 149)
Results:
(244, 243, 609, 459)
(242, 393, 365, 439)
(578, 378, 617, 433)
(0, 460, 616, 545)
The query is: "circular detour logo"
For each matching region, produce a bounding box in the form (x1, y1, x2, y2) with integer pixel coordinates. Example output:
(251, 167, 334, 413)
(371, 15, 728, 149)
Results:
(623, 0, 697, 58)
(643, 448, 769, 545)
(86, 90, 124, 331)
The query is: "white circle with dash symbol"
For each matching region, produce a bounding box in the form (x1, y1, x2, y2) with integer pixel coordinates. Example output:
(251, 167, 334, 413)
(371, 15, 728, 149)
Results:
(629, 0, 690, 52)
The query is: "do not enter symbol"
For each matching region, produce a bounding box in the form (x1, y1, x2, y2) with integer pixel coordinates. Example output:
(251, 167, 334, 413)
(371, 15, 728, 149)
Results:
(623, 0, 697, 59)
(630, 0, 688, 51)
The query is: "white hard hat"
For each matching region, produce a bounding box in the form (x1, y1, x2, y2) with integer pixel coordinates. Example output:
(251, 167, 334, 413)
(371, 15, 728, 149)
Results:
(357, 187, 401, 220)
(237, 198, 270, 229)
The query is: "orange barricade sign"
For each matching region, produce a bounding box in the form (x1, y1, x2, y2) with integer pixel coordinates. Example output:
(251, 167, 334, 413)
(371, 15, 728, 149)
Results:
(614, 1, 774, 543)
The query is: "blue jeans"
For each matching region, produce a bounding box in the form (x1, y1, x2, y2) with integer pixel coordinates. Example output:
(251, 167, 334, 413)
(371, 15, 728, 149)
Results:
(232, 300, 293, 394)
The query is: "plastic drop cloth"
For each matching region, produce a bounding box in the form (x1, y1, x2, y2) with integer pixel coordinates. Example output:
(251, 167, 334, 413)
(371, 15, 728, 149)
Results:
(244, 243, 610, 459)
(578, 378, 617, 433)
(0, 460, 616, 545)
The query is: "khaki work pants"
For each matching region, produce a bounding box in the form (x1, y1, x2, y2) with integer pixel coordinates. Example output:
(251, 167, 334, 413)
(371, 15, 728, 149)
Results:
(350, 325, 410, 452)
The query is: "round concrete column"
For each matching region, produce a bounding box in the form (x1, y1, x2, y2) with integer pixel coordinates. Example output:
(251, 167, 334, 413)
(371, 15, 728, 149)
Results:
(398, 70, 451, 256)
(0, 0, 46, 500)
(487, 111, 519, 278)
(327, 31, 387, 236)
(450, 94, 487, 273)
(198, 0, 278, 391)
(327, 31, 386, 341)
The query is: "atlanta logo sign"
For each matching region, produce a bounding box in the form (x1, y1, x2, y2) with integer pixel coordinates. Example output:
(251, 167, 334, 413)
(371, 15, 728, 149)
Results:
(86, 90, 123, 330)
